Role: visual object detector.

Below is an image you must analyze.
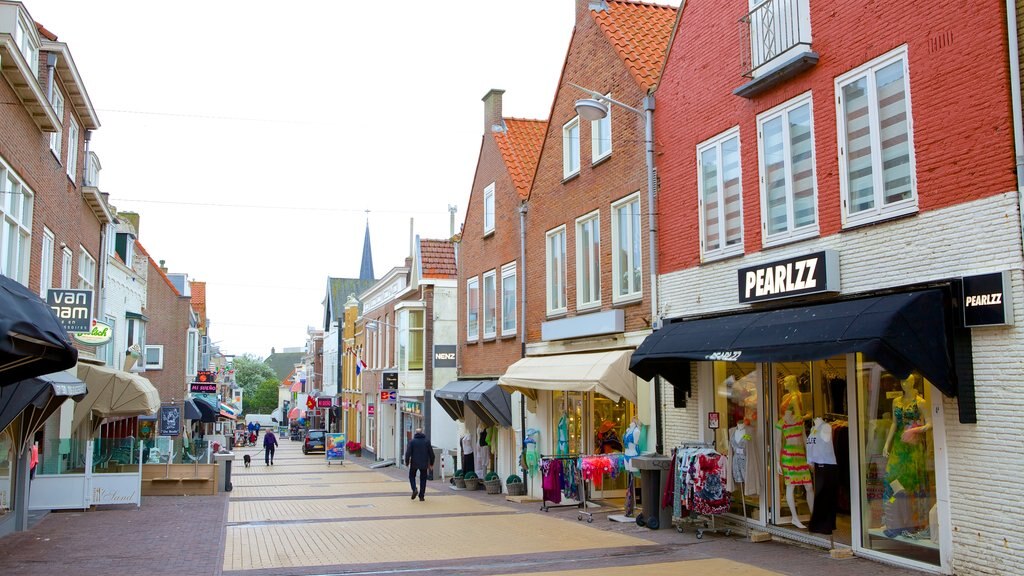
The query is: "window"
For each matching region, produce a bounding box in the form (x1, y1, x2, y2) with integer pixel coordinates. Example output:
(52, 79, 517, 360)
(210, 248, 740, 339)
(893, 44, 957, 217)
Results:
(591, 94, 612, 162)
(482, 270, 496, 338)
(466, 277, 479, 340)
(501, 263, 516, 336)
(66, 118, 79, 182)
(837, 47, 916, 226)
(398, 309, 424, 371)
(40, 228, 54, 298)
(49, 89, 64, 157)
(0, 161, 34, 284)
(698, 128, 744, 260)
(144, 345, 164, 370)
(576, 211, 601, 308)
(611, 194, 643, 301)
(563, 116, 580, 178)
(97, 314, 116, 366)
(483, 182, 495, 234)
(78, 247, 96, 291)
(127, 314, 148, 371)
(758, 94, 818, 244)
(546, 226, 567, 314)
(186, 328, 197, 377)
(60, 247, 72, 289)
(13, 17, 38, 74)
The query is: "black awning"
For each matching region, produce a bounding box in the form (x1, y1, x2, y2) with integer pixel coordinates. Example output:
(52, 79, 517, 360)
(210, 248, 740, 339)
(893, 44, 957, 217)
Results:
(630, 290, 958, 397)
(191, 396, 219, 423)
(183, 398, 202, 421)
(0, 275, 78, 386)
(436, 380, 513, 428)
(0, 370, 87, 447)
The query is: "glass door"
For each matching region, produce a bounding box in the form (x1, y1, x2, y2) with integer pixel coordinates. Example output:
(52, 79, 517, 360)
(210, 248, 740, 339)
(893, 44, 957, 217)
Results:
(712, 362, 764, 522)
(590, 394, 634, 497)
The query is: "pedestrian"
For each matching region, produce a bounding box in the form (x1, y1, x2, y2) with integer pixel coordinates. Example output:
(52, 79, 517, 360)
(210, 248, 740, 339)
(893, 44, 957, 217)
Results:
(263, 429, 278, 465)
(254, 422, 261, 437)
(404, 427, 434, 501)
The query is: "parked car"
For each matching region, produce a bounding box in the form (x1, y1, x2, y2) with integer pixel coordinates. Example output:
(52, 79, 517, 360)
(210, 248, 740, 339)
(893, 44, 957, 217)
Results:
(303, 429, 326, 454)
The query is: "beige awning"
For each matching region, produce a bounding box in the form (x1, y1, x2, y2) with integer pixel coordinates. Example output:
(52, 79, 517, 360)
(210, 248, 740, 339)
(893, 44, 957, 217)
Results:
(498, 350, 637, 404)
(73, 362, 161, 432)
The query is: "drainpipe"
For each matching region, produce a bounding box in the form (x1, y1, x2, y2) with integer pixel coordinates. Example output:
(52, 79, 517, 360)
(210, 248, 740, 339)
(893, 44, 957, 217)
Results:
(643, 95, 665, 455)
(518, 200, 528, 485)
(1006, 0, 1024, 246)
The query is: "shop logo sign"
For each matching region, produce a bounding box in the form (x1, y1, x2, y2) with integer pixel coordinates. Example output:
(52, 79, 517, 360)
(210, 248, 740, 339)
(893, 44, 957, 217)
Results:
(72, 319, 113, 346)
(737, 250, 839, 304)
(962, 271, 1014, 327)
(47, 289, 93, 333)
(433, 345, 457, 368)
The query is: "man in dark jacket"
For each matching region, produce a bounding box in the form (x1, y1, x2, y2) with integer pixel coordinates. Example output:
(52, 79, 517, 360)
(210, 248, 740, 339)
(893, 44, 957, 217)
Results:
(404, 428, 434, 501)
(263, 429, 278, 465)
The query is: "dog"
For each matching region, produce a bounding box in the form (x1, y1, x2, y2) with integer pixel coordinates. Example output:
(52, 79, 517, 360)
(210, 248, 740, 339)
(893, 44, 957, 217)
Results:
(243, 454, 251, 468)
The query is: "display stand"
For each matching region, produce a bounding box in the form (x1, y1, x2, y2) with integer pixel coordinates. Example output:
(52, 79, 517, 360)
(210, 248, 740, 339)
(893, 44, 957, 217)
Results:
(539, 454, 586, 516)
(325, 433, 345, 465)
(672, 441, 732, 539)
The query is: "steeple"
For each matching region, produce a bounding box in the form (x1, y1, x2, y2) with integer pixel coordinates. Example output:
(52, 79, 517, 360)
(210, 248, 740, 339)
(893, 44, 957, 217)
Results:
(359, 219, 375, 280)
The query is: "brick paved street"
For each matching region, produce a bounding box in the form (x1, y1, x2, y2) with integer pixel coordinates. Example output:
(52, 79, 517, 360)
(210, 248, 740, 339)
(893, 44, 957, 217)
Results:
(0, 437, 930, 575)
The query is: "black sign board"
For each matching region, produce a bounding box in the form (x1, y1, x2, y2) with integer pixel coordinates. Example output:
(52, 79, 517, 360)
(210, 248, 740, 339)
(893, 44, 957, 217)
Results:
(382, 372, 398, 390)
(195, 370, 216, 383)
(433, 345, 457, 368)
(46, 288, 93, 333)
(190, 382, 217, 394)
(159, 406, 181, 436)
(738, 250, 840, 304)
(962, 271, 1013, 327)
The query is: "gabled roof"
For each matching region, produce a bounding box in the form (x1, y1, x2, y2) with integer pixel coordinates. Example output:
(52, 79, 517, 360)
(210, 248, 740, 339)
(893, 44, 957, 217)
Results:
(495, 118, 548, 199)
(265, 353, 304, 381)
(591, 0, 677, 91)
(419, 239, 456, 279)
(325, 277, 376, 327)
(134, 241, 181, 297)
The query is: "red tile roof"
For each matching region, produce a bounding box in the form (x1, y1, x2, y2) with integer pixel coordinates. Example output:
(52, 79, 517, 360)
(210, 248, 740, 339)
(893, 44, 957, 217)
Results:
(592, 0, 678, 91)
(495, 118, 548, 199)
(35, 22, 58, 42)
(419, 239, 456, 279)
(190, 281, 207, 331)
(134, 241, 181, 297)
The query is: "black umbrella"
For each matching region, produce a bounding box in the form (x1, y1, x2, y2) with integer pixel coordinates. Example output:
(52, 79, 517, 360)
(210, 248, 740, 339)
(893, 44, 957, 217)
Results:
(0, 275, 78, 386)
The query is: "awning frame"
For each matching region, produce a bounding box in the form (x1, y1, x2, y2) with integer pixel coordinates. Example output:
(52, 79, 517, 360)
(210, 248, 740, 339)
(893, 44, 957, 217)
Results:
(499, 349, 638, 404)
(435, 380, 513, 428)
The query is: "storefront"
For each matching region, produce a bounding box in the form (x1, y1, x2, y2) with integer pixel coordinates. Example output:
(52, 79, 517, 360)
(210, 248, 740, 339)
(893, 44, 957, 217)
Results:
(398, 396, 423, 467)
(435, 380, 514, 478)
(631, 277, 975, 571)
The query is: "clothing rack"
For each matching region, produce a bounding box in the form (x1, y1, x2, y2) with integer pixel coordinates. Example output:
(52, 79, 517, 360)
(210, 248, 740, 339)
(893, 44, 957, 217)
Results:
(539, 453, 624, 522)
(824, 412, 849, 422)
(672, 442, 733, 539)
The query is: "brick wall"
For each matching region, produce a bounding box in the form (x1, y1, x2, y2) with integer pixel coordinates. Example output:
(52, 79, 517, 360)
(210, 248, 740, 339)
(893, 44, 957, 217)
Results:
(144, 260, 191, 406)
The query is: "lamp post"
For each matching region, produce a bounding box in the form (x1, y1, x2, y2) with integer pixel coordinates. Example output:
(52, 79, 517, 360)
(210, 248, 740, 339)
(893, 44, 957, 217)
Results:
(572, 84, 664, 454)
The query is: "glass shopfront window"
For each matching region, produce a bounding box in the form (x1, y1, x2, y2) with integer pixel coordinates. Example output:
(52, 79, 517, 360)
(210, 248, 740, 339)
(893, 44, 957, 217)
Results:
(712, 362, 762, 519)
(550, 391, 635, 494)
(551, 390, 584, 456)
(856, 358, 939, 566)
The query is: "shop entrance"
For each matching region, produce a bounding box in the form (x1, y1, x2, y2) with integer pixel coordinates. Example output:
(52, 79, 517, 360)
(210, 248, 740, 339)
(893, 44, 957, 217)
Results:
(550, 391, 635, 498)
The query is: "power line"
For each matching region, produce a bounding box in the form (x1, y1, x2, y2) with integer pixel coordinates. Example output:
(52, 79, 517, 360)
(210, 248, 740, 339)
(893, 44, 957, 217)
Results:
(110, 197, 451, 215)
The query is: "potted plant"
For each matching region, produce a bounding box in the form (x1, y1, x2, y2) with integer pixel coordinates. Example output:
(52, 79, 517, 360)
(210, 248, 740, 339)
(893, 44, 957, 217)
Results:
(506, 474, 526, 496)
(453, 469, 466, 489)
(483, 471, 502, 494)
(463, 470, 480, 491)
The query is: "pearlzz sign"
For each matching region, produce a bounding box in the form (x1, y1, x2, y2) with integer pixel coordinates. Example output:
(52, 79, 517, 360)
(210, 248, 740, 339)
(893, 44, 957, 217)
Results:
(737, 250, 840, 304)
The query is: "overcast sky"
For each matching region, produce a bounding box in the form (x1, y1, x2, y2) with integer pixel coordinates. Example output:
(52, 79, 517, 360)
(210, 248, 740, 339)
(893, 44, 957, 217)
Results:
(25, 0, 576, 358)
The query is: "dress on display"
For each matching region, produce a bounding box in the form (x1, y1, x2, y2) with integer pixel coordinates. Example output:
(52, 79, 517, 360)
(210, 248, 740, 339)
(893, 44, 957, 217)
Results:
(882, 395, 929, 536)
(776, 418, 812, 486)
(728, 425, 750, 484)
(807, 418, 839, 535)
(475, 428, 491, 474)
(460, 433, 475, 474)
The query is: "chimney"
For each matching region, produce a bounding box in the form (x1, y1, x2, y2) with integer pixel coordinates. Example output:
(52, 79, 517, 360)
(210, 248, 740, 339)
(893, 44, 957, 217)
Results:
(578, 0, 607, 21)
(159, 259, 168, 273)
(482, 89, 506, 133)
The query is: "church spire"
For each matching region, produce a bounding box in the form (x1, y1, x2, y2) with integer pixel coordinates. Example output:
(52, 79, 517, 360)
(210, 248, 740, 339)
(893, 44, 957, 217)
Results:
(359, 218, 374, 280)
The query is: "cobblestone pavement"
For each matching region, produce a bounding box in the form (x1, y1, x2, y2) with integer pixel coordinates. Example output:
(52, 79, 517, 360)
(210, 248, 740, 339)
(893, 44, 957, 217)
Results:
(0, 437, 929, 575)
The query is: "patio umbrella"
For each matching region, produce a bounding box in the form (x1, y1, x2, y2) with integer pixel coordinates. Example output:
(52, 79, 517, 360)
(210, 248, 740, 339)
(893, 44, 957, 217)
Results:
(0, 275, 78, 386)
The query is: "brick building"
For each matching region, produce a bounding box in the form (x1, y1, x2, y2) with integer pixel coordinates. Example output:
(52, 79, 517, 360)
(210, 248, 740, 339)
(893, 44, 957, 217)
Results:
(626, 0, 1024, 572)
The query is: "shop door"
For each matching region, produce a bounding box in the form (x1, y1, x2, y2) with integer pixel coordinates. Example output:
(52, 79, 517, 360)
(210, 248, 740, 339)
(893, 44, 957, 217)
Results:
(711, 362, 765, 523)
(589, 394, 634, 498)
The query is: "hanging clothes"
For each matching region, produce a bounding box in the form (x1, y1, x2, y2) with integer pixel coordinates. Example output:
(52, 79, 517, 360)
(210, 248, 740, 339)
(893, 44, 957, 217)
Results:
(541, 458, 563, 504)
(557, 413, 569, 455)
(623, 421, 641, 472)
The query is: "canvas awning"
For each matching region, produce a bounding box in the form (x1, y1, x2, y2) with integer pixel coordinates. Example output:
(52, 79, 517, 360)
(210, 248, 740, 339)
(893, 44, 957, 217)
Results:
(73, 362, 161, 432)
(288, 407, 305, 420)
(498, 350, 637, 404)
(218, 402, 238, 420)
(435, 380, 513, 427)
(183, 397, 202, 420)
(630, 290, 958, 397)
(0, 370, 87, 450)
(0, 275, 78, 386)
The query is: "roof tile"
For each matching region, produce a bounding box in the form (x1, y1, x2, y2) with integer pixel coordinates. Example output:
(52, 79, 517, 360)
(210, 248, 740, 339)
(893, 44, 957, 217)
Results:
(495, 118, 548, 199)
(592, 0, 678, 90)
(419, 239, 456, 279)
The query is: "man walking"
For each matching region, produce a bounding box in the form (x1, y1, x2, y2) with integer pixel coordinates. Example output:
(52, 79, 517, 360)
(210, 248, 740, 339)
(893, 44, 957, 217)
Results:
(263, 428, 278, 465)
(405, 428, 434, 501)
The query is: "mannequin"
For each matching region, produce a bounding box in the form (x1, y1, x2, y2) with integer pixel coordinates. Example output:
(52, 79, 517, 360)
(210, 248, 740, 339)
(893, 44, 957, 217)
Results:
(806, 416, 838, 534)
(557, 412, 569, 455)
(623, 418, 641, 471)
(779, 375, 811, 421)
(728, 420, 750, 486)
(881, 374, 931, 536)
(776, 408, 814, 528)
(459, 426, 475, 475)
(475, 423, 491, 475)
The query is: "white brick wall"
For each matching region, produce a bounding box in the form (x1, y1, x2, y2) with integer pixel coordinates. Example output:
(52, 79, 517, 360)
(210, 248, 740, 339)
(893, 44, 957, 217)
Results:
(102, 258, 147, 366)
(657, 192, 1024, 574)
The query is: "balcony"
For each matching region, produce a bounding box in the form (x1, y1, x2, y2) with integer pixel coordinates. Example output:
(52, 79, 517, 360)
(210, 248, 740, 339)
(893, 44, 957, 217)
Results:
(734, 0, 818, 98)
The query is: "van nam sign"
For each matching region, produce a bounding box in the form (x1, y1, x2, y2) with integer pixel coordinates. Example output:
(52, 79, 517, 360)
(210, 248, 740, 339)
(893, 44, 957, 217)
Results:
(738, 250, 839, 304)
(433, 345, 457, 368)
(47, 289, 93, 333)
(962, 271, 1014, 327)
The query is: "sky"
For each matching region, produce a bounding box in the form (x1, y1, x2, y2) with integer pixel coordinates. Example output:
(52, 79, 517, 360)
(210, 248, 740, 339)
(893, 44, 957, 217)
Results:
(24, 0, 576, 358)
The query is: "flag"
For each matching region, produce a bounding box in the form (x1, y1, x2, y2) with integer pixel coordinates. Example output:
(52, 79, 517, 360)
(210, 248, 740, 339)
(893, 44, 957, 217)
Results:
(356, 357, 367, 375)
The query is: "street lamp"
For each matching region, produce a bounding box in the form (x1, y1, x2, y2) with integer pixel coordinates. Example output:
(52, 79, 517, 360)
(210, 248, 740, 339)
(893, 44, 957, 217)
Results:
(572, 84, 663, 454)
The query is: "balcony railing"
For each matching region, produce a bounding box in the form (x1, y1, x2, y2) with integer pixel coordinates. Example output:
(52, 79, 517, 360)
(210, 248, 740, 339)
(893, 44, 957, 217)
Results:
(739, 0, 812, 78)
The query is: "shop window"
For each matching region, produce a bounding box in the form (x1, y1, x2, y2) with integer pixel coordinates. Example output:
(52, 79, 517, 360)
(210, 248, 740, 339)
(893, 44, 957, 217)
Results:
(712, 362, 762, 520)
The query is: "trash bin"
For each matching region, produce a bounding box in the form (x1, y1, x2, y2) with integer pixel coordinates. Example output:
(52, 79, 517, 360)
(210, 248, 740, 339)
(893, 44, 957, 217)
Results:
(213, 452, 235, 492)
(632, 454, 672, 530)
(429, 447, 442, 480)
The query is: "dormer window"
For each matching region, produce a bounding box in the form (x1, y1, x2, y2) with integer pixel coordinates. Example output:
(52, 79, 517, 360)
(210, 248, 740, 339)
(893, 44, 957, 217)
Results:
(115, 232, 135, 265)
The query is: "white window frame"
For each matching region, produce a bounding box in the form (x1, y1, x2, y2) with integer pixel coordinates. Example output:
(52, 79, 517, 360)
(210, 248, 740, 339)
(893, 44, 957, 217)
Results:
(591, 93, 612, 162)
(545, 225, 567, 315)
(0, 161, 34, 284)
(60, 247, 73, 289)
(13, 16, 38, 75)
(483, 182, 495, 235)
(836, 46, 917, 228)
(575, 210, 601, 310)
(562, 116, 581, 178)
(40, 228, 54, 298)
(144, 345, 164, 370)
(611, 193, 643, 302)
(186, 328, 198, 377)
(466, 277, 480, 341)
(500, 262, 517, 337)
(757, 92, 819, 246)
(482, 269, 497, 339)
(49, 88, 64, 158)
(78, 246, 96, 291)
(66, 117, 79, 182)
(697, 127, 745, 261)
